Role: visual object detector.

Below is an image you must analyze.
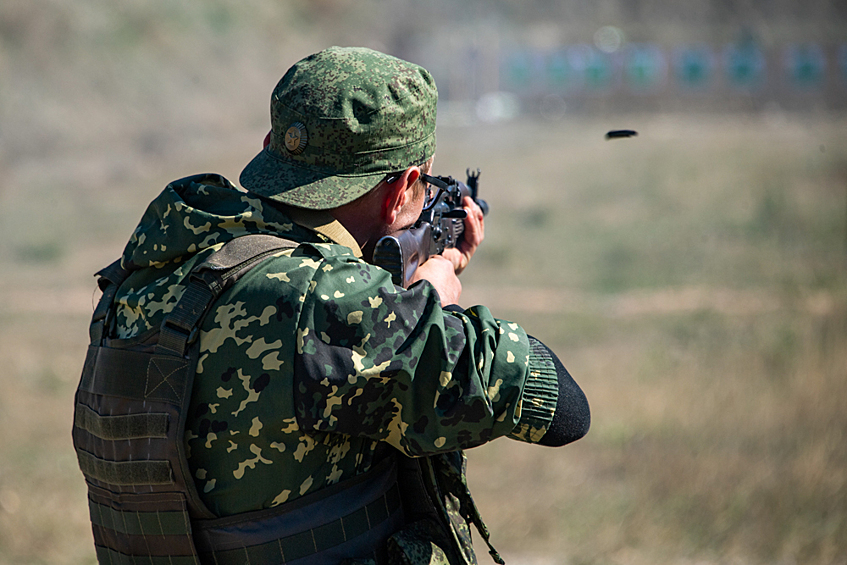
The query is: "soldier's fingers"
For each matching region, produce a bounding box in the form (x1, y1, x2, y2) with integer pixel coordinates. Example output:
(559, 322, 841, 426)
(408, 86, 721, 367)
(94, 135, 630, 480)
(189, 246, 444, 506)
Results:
(412, 255, 462, 304)
(462, 198, 484, 246)
(462, 196, 483, 220)
(440, 248, 467, 274)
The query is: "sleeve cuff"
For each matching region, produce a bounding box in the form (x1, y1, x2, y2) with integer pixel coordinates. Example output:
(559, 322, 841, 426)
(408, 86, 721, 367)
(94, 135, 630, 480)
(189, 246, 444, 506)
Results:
(508, 337, 560, 443)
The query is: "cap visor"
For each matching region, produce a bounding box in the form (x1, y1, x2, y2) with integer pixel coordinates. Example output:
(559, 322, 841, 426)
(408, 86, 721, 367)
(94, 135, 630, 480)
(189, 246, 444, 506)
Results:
(240, 147, 384, 210)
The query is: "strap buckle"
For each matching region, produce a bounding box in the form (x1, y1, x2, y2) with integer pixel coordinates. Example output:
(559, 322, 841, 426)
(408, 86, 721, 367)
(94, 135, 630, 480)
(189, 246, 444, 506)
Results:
(160, 318, 200, 345)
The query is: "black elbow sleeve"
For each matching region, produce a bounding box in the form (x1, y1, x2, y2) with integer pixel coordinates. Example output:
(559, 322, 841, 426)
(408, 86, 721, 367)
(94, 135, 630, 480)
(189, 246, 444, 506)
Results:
(529, 338, 590, 447)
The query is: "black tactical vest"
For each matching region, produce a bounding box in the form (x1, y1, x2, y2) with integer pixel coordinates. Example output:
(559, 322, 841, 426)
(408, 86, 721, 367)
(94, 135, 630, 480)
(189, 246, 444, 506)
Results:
(73, 234, 503, 565)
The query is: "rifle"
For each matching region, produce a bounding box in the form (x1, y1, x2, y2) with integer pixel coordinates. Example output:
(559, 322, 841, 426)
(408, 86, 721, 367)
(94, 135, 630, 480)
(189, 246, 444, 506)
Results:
(373, 169, 489, 288)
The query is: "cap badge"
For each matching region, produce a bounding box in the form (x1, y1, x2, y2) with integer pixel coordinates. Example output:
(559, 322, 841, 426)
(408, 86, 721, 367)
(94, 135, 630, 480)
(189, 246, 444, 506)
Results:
(284, 122, 308, 155)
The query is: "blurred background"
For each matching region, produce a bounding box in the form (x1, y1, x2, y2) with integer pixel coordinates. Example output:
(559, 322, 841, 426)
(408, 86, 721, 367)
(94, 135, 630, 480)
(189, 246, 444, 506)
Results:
(0, 1, 845, 564)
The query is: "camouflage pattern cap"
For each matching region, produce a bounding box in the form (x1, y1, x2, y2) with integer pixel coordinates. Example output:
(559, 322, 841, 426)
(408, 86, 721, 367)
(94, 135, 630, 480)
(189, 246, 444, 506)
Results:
(240, 46, 438, 210)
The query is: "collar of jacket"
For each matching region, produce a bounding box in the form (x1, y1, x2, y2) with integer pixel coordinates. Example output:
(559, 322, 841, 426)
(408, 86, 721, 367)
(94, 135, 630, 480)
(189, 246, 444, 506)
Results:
(283, 206, 363, 258)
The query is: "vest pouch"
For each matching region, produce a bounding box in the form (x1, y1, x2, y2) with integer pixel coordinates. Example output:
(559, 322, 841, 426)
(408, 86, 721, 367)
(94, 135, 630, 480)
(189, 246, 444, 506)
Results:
(86, 484, 199, 564)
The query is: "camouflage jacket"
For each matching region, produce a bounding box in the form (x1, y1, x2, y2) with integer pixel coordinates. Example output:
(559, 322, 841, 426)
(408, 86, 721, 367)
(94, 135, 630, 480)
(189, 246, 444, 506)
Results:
(111, 173, 559, 518)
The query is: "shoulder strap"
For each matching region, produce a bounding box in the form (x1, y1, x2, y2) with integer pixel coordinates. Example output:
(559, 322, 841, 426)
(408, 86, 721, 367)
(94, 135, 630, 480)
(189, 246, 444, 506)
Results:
(155, 235, 298, 356)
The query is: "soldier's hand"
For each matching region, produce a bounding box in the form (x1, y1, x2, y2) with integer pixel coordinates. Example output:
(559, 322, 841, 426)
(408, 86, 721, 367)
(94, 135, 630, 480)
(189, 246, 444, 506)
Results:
(410, 255, 462, 306)
(441, 196, 484, 275)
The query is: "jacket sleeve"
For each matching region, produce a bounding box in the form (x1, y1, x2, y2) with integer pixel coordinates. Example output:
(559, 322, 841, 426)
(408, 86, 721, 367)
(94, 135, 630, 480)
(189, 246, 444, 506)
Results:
(292, 254, 562, 456)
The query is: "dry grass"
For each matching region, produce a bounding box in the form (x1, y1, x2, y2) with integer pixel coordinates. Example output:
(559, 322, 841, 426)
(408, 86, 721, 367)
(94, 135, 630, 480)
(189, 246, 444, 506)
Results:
(452, 116, 847, 565)
(2, 114, 845, 565)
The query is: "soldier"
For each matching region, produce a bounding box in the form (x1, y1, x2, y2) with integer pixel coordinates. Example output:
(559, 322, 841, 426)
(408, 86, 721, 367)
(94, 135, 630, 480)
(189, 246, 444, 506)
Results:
(73, 47, 589, 564)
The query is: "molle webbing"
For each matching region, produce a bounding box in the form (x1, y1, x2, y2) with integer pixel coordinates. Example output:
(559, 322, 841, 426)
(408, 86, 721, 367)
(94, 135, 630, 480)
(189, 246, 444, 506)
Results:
(94, 548, 199, 565)
(85, 484, 199, 564)
(74, 403, 169, 441)
(200, 486, 401, 564)
(75, 324, 209, 560)
(77, 451, 173, 486)
(74, 345, 194, 491)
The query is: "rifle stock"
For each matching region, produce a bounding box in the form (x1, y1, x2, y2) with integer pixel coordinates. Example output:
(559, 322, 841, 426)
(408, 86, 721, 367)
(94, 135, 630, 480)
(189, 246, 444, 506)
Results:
(372, 224, 433, 288)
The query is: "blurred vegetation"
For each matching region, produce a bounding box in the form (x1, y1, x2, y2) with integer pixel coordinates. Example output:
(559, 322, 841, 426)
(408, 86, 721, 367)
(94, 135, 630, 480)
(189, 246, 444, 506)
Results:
(1, 2, 846, 565)
(454, 117, 847, 565)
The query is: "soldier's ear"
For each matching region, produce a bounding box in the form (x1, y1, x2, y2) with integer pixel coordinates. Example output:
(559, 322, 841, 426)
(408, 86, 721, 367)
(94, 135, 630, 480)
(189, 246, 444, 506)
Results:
(381, 179, 406, 224)
(403, 166, 421, 188)
(381, 166, 419, 224)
